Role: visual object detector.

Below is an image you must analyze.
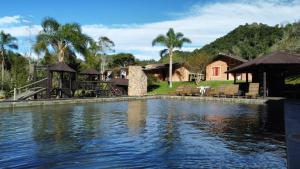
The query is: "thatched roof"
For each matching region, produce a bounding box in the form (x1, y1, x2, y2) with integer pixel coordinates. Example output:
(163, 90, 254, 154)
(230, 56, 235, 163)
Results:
(227, 51, 300, 73)
(80, 68, 100, 75)
(49, 63, 76, 73)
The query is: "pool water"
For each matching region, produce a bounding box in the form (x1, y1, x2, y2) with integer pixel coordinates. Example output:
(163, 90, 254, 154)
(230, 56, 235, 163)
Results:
(0, 99, 286, 168)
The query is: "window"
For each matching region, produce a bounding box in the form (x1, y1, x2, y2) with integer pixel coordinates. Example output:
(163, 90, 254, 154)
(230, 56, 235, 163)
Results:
(212, 67, 220, 76)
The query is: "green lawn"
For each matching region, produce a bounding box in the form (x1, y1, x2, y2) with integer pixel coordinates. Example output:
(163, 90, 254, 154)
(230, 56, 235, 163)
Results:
(286, 76, 300, 85)
(148, 80, 234, 95)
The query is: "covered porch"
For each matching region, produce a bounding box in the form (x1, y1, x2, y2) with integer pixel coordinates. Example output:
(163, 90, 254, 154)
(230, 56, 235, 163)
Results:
(228, 51, 300, 98)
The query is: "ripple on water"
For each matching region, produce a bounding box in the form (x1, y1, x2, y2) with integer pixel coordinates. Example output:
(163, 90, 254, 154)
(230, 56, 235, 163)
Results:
(0, 99, 287, 168)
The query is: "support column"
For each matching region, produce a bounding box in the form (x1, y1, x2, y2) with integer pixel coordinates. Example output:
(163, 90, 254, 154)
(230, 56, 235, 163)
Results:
(246, 73, 249, 83)
(69, 73, 72, 96)
(233, 73, 237, 84)
(263, 72, 267, 98)
(60, 72, 63, 98)
(47, 71, 52, 98)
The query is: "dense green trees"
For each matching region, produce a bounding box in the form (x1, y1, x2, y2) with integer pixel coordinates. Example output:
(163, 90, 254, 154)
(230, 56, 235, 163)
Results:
(0, 31, 18, 91)
(270, 22, 300, 53)
(152, 28, 191, 88)
(187, 23, 300, 71)
(193, 23, 284, 60)
(110, 53, 135, 68)
(85, 36, 115, 73)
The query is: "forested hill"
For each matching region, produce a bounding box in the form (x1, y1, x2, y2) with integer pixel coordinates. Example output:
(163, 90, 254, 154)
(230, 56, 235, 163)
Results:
(193, 23, 284, 60)
(183, 22, 300, 71)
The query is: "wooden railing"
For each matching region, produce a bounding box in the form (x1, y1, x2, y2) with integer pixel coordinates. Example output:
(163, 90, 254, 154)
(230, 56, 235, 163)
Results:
(9, 78, 48, 100)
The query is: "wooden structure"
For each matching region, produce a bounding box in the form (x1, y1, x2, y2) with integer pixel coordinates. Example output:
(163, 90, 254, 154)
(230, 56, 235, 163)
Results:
(206, 53, 252, 81)
(227, 51, 300, 97)
(9, 63, 126, 101)
(80, 68, 101, 81)
(48, 63, 76, 98)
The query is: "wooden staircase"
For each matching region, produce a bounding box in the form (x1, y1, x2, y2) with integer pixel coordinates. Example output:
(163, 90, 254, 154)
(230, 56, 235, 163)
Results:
(8, 78, 49, 101)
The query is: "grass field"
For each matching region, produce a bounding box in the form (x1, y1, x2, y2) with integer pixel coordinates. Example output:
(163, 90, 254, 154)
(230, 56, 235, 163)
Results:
(148, 80, 234, 95)
(286, 76, 300, 85)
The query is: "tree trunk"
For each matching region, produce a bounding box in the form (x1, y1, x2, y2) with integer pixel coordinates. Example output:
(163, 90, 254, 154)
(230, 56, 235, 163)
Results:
(58, 49, 64, 63)
(169, 48, 173, 88)
(58, 43, 65, 63)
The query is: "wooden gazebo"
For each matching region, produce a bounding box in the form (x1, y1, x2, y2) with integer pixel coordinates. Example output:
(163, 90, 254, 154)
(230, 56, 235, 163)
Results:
(80, 68, 101, 81)
(49, 62, 76, 98)
(227, 51, 300, 97)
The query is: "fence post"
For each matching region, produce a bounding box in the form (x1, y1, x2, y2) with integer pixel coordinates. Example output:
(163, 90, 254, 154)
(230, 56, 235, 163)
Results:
(13, 88, 17, 101)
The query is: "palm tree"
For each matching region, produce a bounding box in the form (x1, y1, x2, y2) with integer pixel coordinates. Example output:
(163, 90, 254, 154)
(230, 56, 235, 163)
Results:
(34, 17, 92, 63)
(152, 28, 191, 88)
(0, 31, 18, 90)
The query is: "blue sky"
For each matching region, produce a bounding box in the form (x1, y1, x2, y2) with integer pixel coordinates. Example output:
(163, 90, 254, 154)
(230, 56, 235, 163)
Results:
(1, 0, 300, 60)
(0, 0, 213, 25)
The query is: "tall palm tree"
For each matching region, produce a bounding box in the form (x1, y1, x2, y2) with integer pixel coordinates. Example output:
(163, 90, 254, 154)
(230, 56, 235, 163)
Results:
(152, 28, 191, 88)
(0, 31, 18, 90)
(34, 17, 92, 63)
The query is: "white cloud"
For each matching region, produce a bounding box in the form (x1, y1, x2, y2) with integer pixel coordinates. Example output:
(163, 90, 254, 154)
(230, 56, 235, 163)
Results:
(0, 16, 21, 25)
(81, 0, 300, 60)
(2, 0, 300, 60)
(0, 25, 41, 37)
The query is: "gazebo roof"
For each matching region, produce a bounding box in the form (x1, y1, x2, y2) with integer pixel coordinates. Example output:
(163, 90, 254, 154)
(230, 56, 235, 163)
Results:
(80, 68, 100, 75)
(227, 51, 300, 73)
(49, 62, 76, 73)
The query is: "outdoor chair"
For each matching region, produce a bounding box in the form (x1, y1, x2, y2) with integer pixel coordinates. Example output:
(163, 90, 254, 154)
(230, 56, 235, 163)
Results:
(176, 85, 199, 96)
(190, 86, 200, 96)
(245, 83, 260, 98)
(184, 86, 195, 96)
(223, 84, 240, 98)
(207, 86, 224, 97)
(176, 85, 186, 95)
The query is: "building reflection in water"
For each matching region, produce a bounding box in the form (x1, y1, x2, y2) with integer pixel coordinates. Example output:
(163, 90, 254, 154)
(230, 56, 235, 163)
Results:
(127, 100, 147, 134)
(285, 100, 300, 169)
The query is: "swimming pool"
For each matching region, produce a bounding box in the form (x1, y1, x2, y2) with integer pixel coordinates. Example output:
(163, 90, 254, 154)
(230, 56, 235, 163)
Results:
(0, 99, 286, 168)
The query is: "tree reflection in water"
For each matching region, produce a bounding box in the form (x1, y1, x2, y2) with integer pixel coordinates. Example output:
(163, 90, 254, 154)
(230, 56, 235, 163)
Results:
(0, 99, 287, 168)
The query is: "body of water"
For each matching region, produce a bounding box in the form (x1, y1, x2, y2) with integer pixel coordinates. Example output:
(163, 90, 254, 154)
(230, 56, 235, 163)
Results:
(0, 99, 286, 168)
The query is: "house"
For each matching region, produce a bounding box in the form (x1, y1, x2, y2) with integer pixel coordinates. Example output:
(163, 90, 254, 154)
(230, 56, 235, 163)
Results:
(206, 53, 252, 81)
(143, 63, 191, 82)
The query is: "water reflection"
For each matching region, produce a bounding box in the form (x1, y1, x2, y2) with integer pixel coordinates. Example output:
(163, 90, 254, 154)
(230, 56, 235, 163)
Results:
(127, 100, 147, 134)
(0, 99, 287, 168)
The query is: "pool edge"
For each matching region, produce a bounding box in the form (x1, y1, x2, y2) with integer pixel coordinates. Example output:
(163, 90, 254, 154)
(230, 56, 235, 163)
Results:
(0, 95, 282, 109)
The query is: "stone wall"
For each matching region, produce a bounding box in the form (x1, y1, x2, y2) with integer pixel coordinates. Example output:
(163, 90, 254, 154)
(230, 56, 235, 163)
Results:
(128, 66, 147, 96)
(0, 96, 270, 109)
